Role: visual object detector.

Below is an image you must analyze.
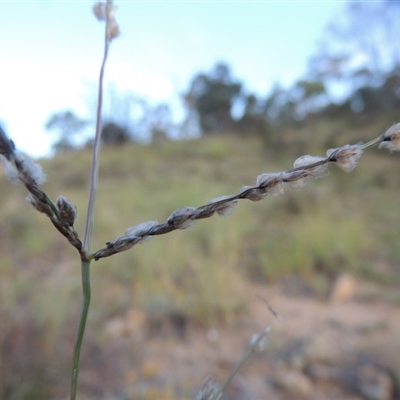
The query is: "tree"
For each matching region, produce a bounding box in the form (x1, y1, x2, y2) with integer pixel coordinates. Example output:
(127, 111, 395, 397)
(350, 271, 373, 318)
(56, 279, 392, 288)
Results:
(184, 62, 243, 134)
(308, 0, 400, 101)
(235, 94, 270, 138)
(92, 84, 176, 144)
(263, 84, 296, 126)
(101, 122, 131, 146)
(146, 103, 174, 142)
(45, 110, 89, 152)
(292, 80, 328, 119)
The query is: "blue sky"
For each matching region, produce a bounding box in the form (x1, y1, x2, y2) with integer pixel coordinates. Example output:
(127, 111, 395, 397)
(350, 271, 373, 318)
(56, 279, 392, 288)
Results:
(0, 1, 342, 157)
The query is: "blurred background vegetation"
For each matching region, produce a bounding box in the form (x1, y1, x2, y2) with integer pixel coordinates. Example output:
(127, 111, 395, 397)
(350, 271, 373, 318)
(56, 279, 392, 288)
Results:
(43, 1, 400, 153)
(1, 1, 400, 399)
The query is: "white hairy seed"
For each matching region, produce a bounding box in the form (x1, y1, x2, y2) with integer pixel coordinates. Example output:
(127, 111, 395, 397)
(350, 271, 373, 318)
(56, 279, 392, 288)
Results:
(327, 144, 363, 172)
(293, 155, 329, 178)
(167, 207, 196, 229)
(14, 151, 46, 184)
(124, 220, 158, 243)
(379, 123, 400, 152)
(209, 196, 238, 216)
(256, 173, 284, 196)
(240, 185, 268, 201)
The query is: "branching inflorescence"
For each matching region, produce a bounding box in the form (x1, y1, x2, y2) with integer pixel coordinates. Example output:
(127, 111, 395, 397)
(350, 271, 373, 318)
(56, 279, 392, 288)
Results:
(1, 122, 400, 264)
(2, 1, 400, 399)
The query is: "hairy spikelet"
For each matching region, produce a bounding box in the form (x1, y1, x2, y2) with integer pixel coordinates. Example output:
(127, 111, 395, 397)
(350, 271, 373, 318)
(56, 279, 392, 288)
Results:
(379, 123, 400, 152)
(57, 196, 78, 227)
(327, 144, 363, 172)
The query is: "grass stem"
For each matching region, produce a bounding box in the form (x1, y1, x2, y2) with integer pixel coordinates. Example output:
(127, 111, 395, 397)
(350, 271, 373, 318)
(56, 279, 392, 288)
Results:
(70, 11, 110, 399)
(83, 23, 110, 253)
(70, 259, 91, 400)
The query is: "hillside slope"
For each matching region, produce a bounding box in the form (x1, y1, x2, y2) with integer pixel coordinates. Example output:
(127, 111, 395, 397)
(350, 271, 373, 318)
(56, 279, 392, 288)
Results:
(1, 128, 400, 399)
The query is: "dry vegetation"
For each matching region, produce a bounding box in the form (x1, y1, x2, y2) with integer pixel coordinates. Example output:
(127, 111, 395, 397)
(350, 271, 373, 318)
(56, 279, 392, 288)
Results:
(1, 120, 400, 399)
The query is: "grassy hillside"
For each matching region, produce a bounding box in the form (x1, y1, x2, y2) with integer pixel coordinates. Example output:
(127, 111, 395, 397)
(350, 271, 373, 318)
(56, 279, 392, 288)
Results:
(1, 123, 400, 398)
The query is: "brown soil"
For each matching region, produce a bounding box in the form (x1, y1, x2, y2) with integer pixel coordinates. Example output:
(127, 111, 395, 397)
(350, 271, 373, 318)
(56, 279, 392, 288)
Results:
(84, 279, 400, 400)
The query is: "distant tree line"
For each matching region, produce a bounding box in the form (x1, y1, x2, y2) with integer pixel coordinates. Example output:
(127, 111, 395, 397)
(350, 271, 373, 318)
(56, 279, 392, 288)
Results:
(45, 0, 400, 152)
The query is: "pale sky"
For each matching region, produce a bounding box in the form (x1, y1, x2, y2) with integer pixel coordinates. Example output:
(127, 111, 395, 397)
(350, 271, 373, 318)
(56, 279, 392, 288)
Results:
(0, 1, 343, 157)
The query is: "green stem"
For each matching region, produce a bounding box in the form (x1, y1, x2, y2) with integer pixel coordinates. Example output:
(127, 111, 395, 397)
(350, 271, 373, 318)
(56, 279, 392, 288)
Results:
(361, 136, 382, 150)
(69, 8, 110, 400)
(70, 259, 91, 400)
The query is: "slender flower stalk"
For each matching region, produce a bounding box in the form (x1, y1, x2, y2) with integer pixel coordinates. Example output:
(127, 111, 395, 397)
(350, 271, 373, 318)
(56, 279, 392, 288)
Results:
(362, 136, 382, 149)
(83, 14, 110, 253)
(70, 2, 120, 400)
